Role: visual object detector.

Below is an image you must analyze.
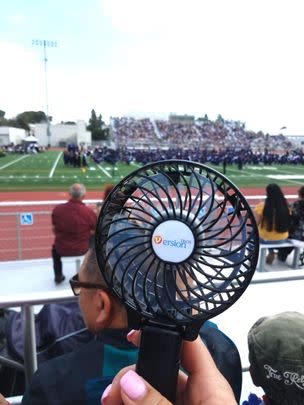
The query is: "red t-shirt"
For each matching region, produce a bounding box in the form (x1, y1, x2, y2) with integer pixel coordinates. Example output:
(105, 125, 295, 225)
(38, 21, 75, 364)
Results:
(52, 199, 97, 256)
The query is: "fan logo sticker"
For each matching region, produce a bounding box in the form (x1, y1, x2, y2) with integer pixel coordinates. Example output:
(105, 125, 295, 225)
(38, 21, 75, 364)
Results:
(152, 220, 194, 263)
(153, 235, 163, 244)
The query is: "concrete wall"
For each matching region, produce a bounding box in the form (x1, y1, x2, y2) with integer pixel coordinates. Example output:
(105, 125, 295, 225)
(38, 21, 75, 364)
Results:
(0, 127, 27, 145)
(30, 120, 92, 147)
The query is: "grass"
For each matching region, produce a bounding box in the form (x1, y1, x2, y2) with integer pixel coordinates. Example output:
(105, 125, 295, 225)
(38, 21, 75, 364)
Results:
(1, 150, 304, 191)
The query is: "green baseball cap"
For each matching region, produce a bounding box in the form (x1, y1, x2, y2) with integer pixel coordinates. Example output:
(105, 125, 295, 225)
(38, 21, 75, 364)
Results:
(248, 312, 304, 405)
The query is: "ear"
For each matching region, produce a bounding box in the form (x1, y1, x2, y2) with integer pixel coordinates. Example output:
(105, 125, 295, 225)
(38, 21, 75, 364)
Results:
(95, 290, 113, 329)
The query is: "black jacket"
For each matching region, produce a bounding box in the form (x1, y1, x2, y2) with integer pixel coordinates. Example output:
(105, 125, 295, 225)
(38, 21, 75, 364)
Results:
(22, 322, 242, 405)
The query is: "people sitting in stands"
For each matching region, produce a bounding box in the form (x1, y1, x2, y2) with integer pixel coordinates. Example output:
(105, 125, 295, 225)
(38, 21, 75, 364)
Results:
(94, 183, 115, 218)
(0, 302, 93, 397)
(243, 311, 304, 405)
(51, 183, 97, 283)
(100, 330, 237, 405)
(22, 247, 242, 405)
(254, 183, 290, 265)
(0, 302, 91, 365)
(278, 186, 304, 262)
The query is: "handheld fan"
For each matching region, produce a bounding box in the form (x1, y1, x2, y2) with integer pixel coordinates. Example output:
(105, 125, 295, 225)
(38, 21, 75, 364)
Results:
(95, 160, 259, 402)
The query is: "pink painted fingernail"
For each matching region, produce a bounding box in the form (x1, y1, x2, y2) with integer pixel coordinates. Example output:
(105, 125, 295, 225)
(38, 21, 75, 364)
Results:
(101, 383, 112, 404)
(120, 370, 146, 400)
(127, 329, 136, 341)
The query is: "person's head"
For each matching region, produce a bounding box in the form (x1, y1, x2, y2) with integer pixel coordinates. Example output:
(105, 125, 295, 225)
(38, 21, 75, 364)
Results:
(263, 183, 289, 232)
(265, 183, 284, 200)
(298, 186, 304, 200)
(70, 248, 127, 332)
(248, 312, 304, 405)
(103, 184, 115, 201)
(69, 183, 86, 200)
(96, 184, 115, 212)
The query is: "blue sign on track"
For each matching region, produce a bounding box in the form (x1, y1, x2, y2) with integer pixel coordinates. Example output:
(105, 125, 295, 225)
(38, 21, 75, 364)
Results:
(20, 213, 33, 225)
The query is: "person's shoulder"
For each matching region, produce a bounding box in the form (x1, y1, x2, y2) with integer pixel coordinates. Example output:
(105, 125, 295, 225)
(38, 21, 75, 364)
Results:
(254, 202, 264, 214)
(199, 323, 242, 402)
(200, 323, 239, 356)
(53, 201, 69, 212)
(22, 341, 105, 404)
(33, 339, 104, 379)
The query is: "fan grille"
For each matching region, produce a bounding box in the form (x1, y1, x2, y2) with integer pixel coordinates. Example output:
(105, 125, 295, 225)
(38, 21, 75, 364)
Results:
(95, 160, 259, 325)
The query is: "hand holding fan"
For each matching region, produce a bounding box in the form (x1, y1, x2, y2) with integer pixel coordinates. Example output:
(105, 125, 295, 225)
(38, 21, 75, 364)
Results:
(95, 160, 259, 402)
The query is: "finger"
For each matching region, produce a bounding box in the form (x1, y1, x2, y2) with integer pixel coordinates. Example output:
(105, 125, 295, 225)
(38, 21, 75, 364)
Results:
(101, 365, 135, 405)
(126, 329, 140, 347)
(181, 336, 222, 377)
(180, 337, 236, 404)
(119, 370, 171, 405)
(102, 366, 170, 405)
(0, 393, 9, 405)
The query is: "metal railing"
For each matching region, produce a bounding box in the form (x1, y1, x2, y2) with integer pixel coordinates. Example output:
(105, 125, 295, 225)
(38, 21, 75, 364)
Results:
(0, 290, 76, 385)
(0, 199, 99, 261)
(1, 271, 304, 386)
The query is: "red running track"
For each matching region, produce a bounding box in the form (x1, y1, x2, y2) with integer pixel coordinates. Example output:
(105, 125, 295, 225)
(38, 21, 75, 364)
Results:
(0, 187, 299, 261)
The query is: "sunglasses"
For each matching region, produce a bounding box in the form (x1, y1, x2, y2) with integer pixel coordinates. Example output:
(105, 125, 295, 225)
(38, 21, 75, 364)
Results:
(69, 273, 109, 296)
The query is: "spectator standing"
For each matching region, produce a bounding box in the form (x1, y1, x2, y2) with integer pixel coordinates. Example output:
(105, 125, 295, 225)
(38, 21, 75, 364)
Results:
(278, 185, 304, 262)
(243, 312, 304, 405)
(254, 183, 290, 265)
(51, 183, 97, 283)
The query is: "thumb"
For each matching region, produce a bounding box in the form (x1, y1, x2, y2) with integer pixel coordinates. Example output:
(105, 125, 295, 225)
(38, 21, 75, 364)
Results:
(120, 370, 171, 405)
(0, 393, 9, 405)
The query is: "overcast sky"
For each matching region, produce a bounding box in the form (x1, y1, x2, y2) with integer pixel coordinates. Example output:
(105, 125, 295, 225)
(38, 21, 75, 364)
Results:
(1, 0, 304, 134)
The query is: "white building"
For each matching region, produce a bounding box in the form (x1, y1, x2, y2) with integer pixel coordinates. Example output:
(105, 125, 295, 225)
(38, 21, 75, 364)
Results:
(30, 120, 91, 147)
(0, 126, 27, 146)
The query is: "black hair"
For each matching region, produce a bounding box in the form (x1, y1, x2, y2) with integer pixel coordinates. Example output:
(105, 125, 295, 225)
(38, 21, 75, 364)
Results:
(298, 186, 304, 199)
(262, 184, 290, 232)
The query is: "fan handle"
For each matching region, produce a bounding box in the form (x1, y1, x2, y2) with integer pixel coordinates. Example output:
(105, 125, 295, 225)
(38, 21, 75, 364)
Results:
(136, 323, 182, 403)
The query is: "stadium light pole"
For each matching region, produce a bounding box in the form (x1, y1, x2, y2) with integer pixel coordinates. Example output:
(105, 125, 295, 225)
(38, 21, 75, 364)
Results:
(32, 39, 57, 147)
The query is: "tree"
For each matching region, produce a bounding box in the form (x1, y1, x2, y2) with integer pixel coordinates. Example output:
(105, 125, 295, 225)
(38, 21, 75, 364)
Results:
(87, 109, 109, 140)
(87, 109, 98, 132)
(216, 114, 224, 123)
(14, 115, 30, 131)
(0, 110, 48, 131)
(16, 111, 47, 124)
(197, 114, 209, 122)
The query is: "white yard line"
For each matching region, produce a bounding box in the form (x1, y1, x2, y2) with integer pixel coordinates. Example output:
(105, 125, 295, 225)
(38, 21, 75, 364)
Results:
(227, 165, 304, 186)
(0, 155, 29, 170)
(97, 164, 112, 178)
(48, 151, 63, 178)
(131, 162, 141, 167)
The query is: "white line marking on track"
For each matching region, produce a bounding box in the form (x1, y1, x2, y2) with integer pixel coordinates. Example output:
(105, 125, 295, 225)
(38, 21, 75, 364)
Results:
(97, 164, 112, 178)
(49, 151, 63, 178)
(0, 155, 29, 170)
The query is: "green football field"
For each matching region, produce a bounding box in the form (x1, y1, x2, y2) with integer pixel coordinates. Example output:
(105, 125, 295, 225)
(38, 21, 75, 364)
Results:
(1, 150, 304, 191)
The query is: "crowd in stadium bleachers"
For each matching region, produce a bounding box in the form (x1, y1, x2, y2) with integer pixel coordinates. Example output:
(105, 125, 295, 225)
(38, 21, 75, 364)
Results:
(111, 116, 293, 151)
(112, 117, 158, 145)
(58, 115, 302, 170)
